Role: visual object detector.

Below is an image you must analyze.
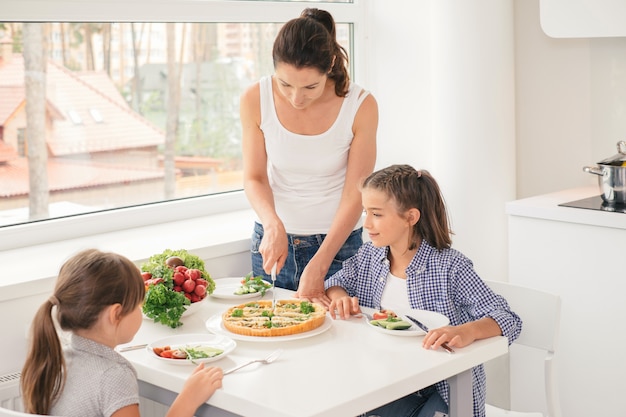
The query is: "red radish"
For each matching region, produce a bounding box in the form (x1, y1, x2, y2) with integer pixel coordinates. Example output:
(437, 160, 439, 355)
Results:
(173, 271, 186, 286)
(194, 284, 206, 297)
(145, 278, 163, 286)
(185, 268, 201, 281)
(182, 279, 196, 293)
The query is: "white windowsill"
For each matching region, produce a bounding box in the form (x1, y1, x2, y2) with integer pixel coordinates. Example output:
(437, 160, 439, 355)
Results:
(0, 191, 256, 302)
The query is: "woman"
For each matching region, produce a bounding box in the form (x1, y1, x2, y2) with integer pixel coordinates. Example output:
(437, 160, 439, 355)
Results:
(241, 7, 378, 306)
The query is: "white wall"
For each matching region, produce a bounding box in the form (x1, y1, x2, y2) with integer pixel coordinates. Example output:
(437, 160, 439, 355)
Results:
(366, 0, 626, 283)
(366, 0, 516, 282)
(515, 0, 626, 197)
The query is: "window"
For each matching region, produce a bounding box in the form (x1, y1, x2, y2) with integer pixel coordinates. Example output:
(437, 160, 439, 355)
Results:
(0, 1, 361, 247)
(67, 109, 83, 125)
(89, 108, 103, 123)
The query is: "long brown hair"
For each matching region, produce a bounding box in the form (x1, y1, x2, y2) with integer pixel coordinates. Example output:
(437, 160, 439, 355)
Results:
(362, 164, 453, 250)
(20, 249, 145, 414)
(273, 8, 350, 97)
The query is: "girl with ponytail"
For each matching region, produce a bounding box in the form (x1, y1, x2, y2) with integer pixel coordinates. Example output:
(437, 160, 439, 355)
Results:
(21, 249, 223, 417)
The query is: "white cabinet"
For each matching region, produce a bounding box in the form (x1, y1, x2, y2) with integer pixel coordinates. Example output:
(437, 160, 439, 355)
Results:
(507, 186, 626, 417)
(541, 0, 626, 38)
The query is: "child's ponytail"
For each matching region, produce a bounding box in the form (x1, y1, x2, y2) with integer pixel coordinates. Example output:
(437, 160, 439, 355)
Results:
(21, 297, 65, 414)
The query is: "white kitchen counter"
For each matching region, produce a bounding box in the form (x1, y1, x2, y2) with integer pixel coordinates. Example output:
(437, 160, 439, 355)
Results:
(506, 186, 626, 417)
(505, 185, 626, 229)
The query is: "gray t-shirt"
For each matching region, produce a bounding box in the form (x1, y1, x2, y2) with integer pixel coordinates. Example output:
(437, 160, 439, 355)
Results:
(50, 334, 139, 417)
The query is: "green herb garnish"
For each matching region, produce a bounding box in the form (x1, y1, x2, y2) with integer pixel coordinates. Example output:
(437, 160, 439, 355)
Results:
(142, 284, 189, 328)
(299, 301, 315, 314)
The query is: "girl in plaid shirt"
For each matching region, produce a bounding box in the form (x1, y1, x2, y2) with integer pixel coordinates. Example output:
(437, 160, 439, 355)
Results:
(325, 164, 521, 417)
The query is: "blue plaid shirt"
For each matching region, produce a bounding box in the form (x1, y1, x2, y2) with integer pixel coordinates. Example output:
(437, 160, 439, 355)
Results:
(325, 240, 522, 417)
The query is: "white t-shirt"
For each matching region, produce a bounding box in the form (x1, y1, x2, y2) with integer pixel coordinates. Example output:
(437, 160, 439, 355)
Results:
(380, 271, 412, 311)
(51, 335, 139, 417)
(259, 75, 370, 234)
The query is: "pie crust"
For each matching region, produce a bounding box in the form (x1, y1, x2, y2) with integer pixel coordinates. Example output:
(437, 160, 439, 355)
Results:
(222, 299, 326, 337)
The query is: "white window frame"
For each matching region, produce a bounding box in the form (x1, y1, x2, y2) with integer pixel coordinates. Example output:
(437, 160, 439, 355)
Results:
(0, 0, 368, 252)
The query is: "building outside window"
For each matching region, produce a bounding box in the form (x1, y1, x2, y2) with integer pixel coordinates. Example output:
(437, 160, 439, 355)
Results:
(0, 1, 357, 239)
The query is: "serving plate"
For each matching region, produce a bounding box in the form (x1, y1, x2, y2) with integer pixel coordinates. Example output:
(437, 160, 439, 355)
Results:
(210, 277, 272, 300)
(362, 307, 450, 337)
(146, 333, 236, 365)
(205, 314, 332, 342)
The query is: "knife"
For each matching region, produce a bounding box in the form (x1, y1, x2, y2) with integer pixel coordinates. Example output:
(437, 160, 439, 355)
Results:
(117, 344, 148, 352)
(406, 315, 455, 354)
(271, 263, 277, 312)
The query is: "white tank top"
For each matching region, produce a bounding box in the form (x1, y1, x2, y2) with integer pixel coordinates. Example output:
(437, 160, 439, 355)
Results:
(259, 75, 370, 234)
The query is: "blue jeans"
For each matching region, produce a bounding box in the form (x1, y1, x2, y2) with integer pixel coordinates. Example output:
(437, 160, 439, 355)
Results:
(251, 222, 363, 291)
(361, 385, 448, 417)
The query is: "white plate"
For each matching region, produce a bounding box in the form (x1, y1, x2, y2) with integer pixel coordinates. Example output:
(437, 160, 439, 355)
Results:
(146, 333, 237, 365)
(362, 307, 450, 337)
(210, 277, 272, 300)
(205, 314, 332, 342)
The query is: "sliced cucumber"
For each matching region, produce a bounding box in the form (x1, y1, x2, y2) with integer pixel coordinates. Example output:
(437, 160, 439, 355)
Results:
(384, 320, 412, 330)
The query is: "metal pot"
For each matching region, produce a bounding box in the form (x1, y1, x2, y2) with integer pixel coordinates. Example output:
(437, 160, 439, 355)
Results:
(583, 141, 626, 204)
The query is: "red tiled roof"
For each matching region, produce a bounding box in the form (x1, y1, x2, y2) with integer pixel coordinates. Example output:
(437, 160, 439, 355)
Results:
(0, 86, 24, 125)
(0, 140, 18, 163)
(0, 157, 164, 198)
(0, 56, 165, 156)
(76, 72, 129, 107)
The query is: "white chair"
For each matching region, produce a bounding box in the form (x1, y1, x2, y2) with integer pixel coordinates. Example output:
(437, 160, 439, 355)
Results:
(0, 403, 62, 417)
(483, 280, 562, 417)
(0, 408, 51, 417)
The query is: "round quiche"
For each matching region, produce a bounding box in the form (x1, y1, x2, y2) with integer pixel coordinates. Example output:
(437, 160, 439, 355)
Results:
(222, 299, 326, 337)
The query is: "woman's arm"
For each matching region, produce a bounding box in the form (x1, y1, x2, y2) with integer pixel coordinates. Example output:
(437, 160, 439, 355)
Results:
(296, 93, 378, 305)
(240, 83, 288, 273)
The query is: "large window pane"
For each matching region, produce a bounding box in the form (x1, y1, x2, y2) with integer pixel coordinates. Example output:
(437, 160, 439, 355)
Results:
(0, 20, 351, 227)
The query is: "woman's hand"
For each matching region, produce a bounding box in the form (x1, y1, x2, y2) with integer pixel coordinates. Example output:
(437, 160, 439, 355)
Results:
(258, 222, 288, 274)
(328, 296, 360, 320)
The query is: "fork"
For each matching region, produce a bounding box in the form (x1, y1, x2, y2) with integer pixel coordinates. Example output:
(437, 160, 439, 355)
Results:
(224, 349, 283, 375)
(359, 310, 373, 320)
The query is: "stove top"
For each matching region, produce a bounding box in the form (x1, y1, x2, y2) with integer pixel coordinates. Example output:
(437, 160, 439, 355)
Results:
(559, 195, 626, 214)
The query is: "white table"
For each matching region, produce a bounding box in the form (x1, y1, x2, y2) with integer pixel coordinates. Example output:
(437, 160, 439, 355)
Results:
(120, 285, 507, 417)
